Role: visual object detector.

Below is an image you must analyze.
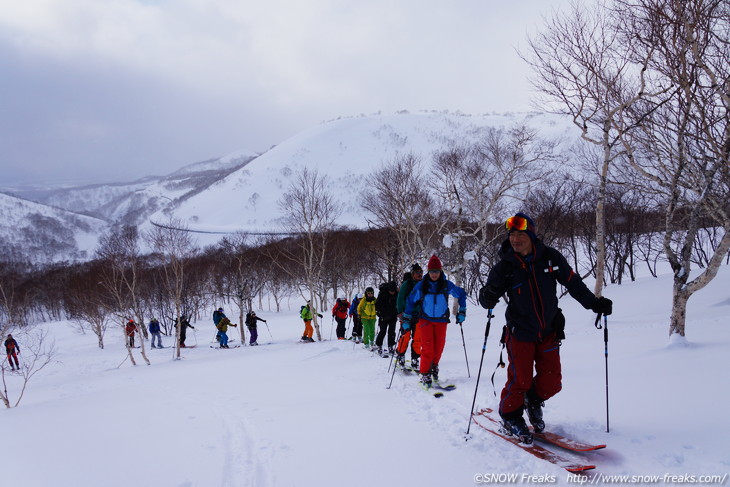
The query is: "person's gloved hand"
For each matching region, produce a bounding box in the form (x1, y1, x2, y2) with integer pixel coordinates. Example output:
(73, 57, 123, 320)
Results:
(456, 307, 466, 324)
(402, 314, 412, 330)
(591, 296, 613, 315)
(479, 285, 500, 310)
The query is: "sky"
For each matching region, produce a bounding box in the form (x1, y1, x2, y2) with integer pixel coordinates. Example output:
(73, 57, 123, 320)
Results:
(0, 0, 572, 186)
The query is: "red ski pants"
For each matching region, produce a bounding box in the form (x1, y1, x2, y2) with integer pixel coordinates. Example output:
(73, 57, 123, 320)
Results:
(416, 319, 447, 375)
(7, 351, 19, 368)
(396, 324, 421, 358)
(499, 330, 562, 417)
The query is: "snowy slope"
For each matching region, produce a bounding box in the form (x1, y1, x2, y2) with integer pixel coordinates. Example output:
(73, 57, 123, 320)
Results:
(158, 111, 576, 236)
(10, 151, 258, 226)
(0, 192, 108, 262)
(2, 265, 729, 486)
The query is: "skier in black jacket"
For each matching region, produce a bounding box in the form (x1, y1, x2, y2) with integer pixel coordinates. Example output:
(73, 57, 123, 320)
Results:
(479, 212, 613, 444)
(4, 334, 20, 371)
(375, 281, 399, 356)
(245, 311, 267, 346)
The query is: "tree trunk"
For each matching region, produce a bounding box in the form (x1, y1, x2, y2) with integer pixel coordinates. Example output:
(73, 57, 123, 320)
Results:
(136, 328, 151, 365)
(668, 284, 689, 338)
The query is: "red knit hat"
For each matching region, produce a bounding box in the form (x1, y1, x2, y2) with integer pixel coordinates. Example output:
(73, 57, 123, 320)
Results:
(427, 254, 442, 271)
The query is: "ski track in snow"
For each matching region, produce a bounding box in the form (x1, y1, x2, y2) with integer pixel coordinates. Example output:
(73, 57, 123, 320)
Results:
(218, 399, 273, 487)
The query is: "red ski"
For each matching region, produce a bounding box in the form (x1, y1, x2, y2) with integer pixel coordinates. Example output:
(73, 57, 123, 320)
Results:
(471, 409, 595, 473)
(480, 408, 606, 452)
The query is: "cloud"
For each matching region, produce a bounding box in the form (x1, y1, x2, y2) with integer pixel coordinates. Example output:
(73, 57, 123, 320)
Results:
(0, 0, 571, 185)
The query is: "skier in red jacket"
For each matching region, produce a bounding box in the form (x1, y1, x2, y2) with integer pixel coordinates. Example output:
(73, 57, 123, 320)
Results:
(125, 319, 137, 348)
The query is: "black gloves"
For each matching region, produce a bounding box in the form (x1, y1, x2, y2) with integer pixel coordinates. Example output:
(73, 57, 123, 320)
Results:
(591, 296, 613, 315)
(478, 284, 501, 310)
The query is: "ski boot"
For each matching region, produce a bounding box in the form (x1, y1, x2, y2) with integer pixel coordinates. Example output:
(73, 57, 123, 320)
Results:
(411, 356, 419, 371)
(420, 372, 433, 389)
(501, 414, 533, 444)
(396, 354, 406, 369)
(430, 363, 440, 383)
(525, 391, 546, 433)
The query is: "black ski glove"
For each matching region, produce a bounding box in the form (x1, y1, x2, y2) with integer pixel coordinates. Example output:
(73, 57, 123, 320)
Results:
(478, 284, 501, 310)
(591, 297, 613, 316)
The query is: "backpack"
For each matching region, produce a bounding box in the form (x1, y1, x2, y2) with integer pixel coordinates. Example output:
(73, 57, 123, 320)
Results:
(300, 305, 308, 319)
(414, 277, 451, 319)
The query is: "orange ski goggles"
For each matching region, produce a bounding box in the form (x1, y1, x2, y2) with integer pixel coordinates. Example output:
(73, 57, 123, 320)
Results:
(505, 215, 531, 232)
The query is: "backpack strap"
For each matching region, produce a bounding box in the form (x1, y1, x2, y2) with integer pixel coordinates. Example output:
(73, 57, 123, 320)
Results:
(489, 325, 508, 396)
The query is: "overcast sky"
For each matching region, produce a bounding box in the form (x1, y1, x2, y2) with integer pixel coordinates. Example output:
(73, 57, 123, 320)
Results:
(0, 0, 571, 186)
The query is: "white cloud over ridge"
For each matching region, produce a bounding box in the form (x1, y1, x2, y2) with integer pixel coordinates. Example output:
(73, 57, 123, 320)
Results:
(0, 0, 572, 185)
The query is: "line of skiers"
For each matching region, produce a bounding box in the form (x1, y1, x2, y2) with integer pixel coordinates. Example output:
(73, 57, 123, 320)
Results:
(314, 254, 467, 392)
(103, 212, 615, 449)
(123, 316, 196, 349)
(301, 212, 615, 448)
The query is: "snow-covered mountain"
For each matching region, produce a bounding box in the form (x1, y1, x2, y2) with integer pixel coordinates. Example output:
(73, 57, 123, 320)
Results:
(154, 111, 576, 236)
(1, 111, 578, 260)
(17, 151, 259, 226)
(0, 192, 109, 262)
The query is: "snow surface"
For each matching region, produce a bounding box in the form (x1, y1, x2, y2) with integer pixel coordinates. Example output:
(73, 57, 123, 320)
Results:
(2, 266, 730, 487)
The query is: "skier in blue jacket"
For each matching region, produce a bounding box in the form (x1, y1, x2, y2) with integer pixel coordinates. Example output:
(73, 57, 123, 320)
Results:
(403, 255, 467, 388)
(148, 318, 163, 348)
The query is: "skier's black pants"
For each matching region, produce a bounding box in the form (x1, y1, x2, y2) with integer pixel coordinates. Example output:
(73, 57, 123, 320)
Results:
(351, 316, 363, 338)
(335, 317, 347, 339)
(375, 316, 397, 349)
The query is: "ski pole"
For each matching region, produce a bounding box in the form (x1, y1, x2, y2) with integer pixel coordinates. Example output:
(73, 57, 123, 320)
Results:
(387, 325, 404, 374)
(264, 320, 273, 342)
(387, 327, 405, 389)
(466, 310, 494, 440)
(595, 313, 610, 433)
(459, 323, 470, 378)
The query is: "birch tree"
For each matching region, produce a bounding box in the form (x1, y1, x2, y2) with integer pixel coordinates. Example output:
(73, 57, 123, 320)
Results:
(0, 328, 55, 408)
(96, 225, 150, 365)
(149, 218, 198, 359)
(522, 0, 664, 295)
(614, 0, 730, 338)
(432, 125, 555, 298)
(277, 167, 340, 341)
(361, 153, 437, 267)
